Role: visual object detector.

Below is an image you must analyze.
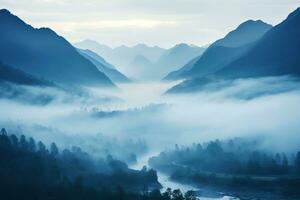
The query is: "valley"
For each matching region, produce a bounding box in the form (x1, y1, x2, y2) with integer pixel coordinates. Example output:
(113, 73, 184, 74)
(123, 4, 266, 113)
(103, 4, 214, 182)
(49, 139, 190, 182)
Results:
(1, 4, 300, 200)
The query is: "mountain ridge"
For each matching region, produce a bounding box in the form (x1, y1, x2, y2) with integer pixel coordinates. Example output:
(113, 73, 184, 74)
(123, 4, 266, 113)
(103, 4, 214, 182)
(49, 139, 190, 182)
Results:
(216, 7, 300, 78)
(164, 19, 272, 81)
(78, 49, 131, 83)
(0, 9, 115, 87)
(166, 7, 300, 93)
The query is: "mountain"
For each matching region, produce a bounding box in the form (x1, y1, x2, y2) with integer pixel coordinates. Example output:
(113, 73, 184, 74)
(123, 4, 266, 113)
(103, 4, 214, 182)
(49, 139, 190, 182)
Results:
(0, 62, 50, 86)
(74, 40, 166, 70)
(216, 7, 300, 78)
(165, 20, 272, 81)
(163, 57, 199, 81)
(211, 20, 273, 48)
(0, 9, 114, 87)
(156, 43, 205, 79)
(128, 55, 154, 80)
(78, 49, 131, 83)
(78, 47, 115, 69)
(75, 40, 204, 80)
(74, 40, 113, 61)
(167, 8, 300, 94)
(126, 43, 205, 80)
(131, 44, 166, 61)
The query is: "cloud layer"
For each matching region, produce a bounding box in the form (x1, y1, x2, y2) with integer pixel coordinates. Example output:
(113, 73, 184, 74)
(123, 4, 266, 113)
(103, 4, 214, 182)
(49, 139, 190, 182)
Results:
(1, 76, 300, 159)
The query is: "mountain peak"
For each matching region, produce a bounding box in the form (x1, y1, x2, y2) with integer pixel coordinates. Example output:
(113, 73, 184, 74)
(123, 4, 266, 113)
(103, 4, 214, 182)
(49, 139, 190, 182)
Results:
(0, 9, 11, 15)
(286, 7, 300, 21)
(174, 43, 189, 48)
(215, 7, 300, 79)
(0, 9, 115, 87)
(79, 39, 99, 45)
(173, 43, 200, 50)
(0, 8, 30, 29)
(133, 43, 148, 48)
(240, 19, 265, 25)
(211, 19, 272, 48)
(233, 19, 272, 34)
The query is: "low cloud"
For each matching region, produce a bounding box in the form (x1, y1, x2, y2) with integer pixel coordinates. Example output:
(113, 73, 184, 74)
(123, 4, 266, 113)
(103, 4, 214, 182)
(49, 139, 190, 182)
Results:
(1, 76, 300, 160)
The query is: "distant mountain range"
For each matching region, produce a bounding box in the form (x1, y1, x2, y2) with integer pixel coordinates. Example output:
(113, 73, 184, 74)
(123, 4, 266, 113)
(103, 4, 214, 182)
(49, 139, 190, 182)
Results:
(74, 40, 165, 73)
(78, 49, 130, 83)
(0, 9, 115, 87)
(75, 40, 205, 80)
(155, 43, 205, 80)
(128, 55, 154, 80)
(2, 6, 299, 92)
(165, 20, 272, 81)
(167, 7, 300, 93)
(216, 8, 300, 79)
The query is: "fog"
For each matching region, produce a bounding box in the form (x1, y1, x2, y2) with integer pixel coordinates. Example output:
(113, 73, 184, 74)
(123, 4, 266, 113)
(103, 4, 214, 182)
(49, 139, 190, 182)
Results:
(1, 76, 300, 163)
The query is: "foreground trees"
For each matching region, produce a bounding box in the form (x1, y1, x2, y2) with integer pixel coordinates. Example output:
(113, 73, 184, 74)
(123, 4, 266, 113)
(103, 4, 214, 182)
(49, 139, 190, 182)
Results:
(1, 128, 185, 200)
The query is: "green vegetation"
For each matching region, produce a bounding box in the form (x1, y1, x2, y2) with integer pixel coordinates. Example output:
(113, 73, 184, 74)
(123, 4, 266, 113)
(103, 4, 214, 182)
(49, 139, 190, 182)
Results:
(149, 138, 300, 198)
(1, 128, 188, 200)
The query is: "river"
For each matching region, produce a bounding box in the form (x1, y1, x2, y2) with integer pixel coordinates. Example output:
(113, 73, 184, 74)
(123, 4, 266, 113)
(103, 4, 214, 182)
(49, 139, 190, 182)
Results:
(131, 153, 239, 200)
(111, 82, 239, 200)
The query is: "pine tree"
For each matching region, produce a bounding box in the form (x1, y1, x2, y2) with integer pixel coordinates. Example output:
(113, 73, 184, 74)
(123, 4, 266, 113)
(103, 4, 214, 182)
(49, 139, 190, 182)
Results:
(50, 142, 59, 156)
(0, 128, 7, 135)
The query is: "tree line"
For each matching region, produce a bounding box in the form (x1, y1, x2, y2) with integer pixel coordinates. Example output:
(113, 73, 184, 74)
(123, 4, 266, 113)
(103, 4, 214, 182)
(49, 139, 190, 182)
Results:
(0, 128, 199, 200)
(150, 138, 300, 176)
(149, 138, 300, 198)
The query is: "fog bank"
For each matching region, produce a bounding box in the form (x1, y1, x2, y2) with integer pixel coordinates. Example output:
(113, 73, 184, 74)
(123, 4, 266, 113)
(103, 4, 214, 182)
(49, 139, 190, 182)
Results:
(1, 76, 300, 162)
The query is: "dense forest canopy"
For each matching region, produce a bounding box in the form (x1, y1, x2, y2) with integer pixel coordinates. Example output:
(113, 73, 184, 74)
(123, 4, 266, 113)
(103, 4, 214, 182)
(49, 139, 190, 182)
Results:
(150, 138, 300, 176)
(149, 138, 300, 197)
(0, 128, 178, 200)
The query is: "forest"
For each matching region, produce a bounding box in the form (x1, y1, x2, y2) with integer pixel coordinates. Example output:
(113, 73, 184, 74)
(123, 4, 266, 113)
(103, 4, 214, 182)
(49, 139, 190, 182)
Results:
(1, 3, 300, 200)
(149, 138, 300, 197)
(0, 128, 196, 200)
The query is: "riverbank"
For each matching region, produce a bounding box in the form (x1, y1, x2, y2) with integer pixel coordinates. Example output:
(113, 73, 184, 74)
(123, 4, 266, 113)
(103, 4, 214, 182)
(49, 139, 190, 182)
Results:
(169, 169, 300, 200)
(131, 154, 239, 200)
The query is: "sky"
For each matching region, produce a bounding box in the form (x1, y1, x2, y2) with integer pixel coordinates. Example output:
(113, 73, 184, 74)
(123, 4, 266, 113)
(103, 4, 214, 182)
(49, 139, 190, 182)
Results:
(1, 0, 300, 48)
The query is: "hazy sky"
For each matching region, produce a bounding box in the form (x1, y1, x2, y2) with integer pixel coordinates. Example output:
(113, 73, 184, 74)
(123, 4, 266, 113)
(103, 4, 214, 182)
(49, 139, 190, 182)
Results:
(1, 0, 300, 48)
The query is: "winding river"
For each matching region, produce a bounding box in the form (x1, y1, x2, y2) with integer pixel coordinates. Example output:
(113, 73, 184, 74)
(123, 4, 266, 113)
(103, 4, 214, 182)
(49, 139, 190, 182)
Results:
(116, 82, 239, 199)
(131, 153, 239, 200)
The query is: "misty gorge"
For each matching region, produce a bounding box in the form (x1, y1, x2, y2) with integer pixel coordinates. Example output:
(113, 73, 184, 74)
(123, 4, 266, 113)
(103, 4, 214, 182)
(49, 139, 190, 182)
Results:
(1, 1, 300, 200)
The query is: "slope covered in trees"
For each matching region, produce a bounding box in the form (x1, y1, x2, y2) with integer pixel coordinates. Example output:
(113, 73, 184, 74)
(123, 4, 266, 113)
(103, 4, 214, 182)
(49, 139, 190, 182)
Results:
(149, 138, 300, 198)
(0, 128, 164, 200)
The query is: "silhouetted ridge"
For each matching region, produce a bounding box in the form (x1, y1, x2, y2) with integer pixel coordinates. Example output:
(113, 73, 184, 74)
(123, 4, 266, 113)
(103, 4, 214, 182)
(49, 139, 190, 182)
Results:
(0, 9, 115, 87)
(211, 20, 272, 48)
(166, 8, 300, 93)
(78, 49, 131, 83)
(217, 7, 300, 78)
(156, 43, 205, 79)
(286, 7, 300, 22)
(164, 20, 271, 81)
